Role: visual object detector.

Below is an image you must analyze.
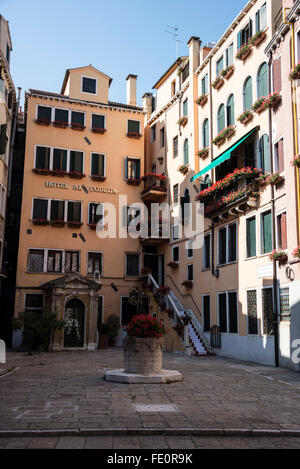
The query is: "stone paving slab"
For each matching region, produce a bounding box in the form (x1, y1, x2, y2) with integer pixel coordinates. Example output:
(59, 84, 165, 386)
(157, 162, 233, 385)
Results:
(0, 349, 300, 437)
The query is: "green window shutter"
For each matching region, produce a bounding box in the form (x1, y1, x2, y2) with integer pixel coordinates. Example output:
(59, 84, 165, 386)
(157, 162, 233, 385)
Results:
(262, 211, 272, 254)
(91, 154, 99, 175)
(124, 157, 128, 179)
(247, 217, 256, 258)
(258, 63, 268, 98)
(249, 19, 253, 38)
(184, 139, 189, 164)
(244, 77, 253, 110)
(227, 95, 234, 126)
(255, 11, 260, 33)
(0, 124, 7, 154)
(217, 105, 225, 133)
(122, 205, 128, 227)
(203, 119, 209, 147)
(135, 159, 140, 179)
(237, 31, 242, 49)
(260, 135, 270, 173)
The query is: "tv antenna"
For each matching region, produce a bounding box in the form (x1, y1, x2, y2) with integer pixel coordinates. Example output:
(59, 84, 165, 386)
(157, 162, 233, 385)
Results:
(163, 25, 184, 59)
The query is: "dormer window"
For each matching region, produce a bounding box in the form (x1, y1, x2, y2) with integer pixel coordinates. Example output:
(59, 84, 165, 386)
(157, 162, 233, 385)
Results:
(82, 76, 97, 94)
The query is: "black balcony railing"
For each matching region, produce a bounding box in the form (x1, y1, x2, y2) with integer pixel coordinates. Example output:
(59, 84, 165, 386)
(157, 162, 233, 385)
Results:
(142, 174, 167, 194)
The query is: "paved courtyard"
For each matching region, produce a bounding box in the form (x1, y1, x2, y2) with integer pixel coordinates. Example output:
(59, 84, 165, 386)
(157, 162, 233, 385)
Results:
(0, 348, 300, 448)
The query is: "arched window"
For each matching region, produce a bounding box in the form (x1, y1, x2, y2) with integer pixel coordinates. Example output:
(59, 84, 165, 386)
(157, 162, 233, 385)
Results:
(183, 138, 189, 164)
(258, 134, 270, 173)
(181, 188, 190, 222)
(226, 94, 235, 126)
(257, 62, 268, 98)
(243, 77, 253, 110)
(202, 119, 209, 148)
(217, 104, 225, 133)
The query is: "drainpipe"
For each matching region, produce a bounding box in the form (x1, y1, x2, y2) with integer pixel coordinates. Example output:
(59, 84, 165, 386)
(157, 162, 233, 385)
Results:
(268, 51, 279, 368)
(211, 221, 215, 278)
(7, 87, 21, 196)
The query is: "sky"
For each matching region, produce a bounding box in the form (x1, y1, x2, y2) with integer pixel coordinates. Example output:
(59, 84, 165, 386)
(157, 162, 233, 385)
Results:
(0, 0, 248, 107)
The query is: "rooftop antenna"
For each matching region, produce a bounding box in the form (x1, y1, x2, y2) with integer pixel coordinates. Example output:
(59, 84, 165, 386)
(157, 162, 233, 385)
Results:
(163, 25, 184, 59)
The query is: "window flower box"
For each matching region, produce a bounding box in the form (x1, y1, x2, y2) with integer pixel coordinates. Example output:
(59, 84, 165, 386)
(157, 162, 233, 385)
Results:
(223, 125, 235, 140)
(32, 218, 49, 226)
(126, 178, 141, 185)
(264, 92, 281, 109)
(177, 164, 189, 175)
(177, 116, 188, 127)
(221, 65, 234, 80)
(236, 44, 252, 61)
(198, 148, 209, 159)
(267, 173, 285, 187)
(292, 246, 300, 259)
(90, 175, 106, 181)
(249, 30, 266, 47)
(35, 117, 50, 126)
(53, 121, 68, 129)
(181, 280, 193, 289)
(157, 286, 170, 295)
(289, 64, 300, 80)
(291, 155, 300, 167)
(92, 127, 106, 134)
(50, 169, 67, 177)
(33, 168, 50, 175)
(212, 132, 226, 146)
(71, 122, 85, 131)
(127, 131, 142, 139)
(167, 261, 179, 269)
(50, 219, 66, 227)
(212, 76, 224, 90)
(67, 171, 85, 179)
(252, 98, 266, 114)
(196, 94, 208, 106)
(237, 110, 253, 125)
(269, 250, 288, 264)
(67, 221, 82, 228)
(88, 223, 97, 230)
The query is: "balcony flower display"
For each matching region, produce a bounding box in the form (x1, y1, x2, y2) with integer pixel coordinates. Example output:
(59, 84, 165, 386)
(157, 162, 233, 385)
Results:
(35, 117, 50, 125)
(291, 155, 300, 167)
(212, 131, 226, 146)
(223, 125, 235, 139)
(126, 314, 166, 339)
(212, 76, 224, 90)
(167, 261, 179, 269)
(92, 127, 106, 134)
(265, 172, 285, 186)
(236, 43, 251, 61)
(198, 148, 209, 159)
(196, 94, 208, 106)
(221, 65, 234, 79)
(289, 64, 300, 80)
(33, 168, 50, 175)
(264, 92, 281, 109)
(292, 246, 300, 259)
(53, 120, 68, 128)
(71, 122, 85, 131)
(88, 222, 97, 229)
(68, 171, 85, 178)
(126, 177, 141, 185)
(237, 110, 253, 125)
(177, 116, 188, 126)
(127, 131, 142, 138)
(181, 280, 193, 289)
(51, 169, 67, 177)
(222, 187, 260, 205)
(32, 218, 49, 226)
(177, 164, 189, 175)
(50, 219, 66, 227)
(90, 174, 106, 181)
(269, 250, 288, 263)
(157, 286, 170, 295)
(249, 30, 266, 47)
(252, 97, 266, 113)
(67, 220, 82, 228)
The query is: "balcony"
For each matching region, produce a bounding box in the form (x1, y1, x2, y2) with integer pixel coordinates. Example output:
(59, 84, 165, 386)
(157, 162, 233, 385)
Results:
(196, 167, 261, 222)
(141, 174, 167, 202)
(140, 224, 169, 245)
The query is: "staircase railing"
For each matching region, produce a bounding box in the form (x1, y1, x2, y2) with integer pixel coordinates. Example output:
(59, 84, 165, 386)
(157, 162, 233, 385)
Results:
(147, 274, 184, 326)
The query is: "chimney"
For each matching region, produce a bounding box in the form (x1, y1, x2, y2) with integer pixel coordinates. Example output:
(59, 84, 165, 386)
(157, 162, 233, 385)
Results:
(187, 36, 201, 73)
(143, 92, 153, 120)
(126, 74, 137, 106)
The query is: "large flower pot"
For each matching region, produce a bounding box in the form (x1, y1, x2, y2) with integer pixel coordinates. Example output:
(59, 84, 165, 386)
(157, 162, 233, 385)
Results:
(124, 336, 164, 374)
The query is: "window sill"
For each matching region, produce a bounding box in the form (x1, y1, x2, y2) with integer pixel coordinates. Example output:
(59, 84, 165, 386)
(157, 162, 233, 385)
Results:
(245, 256, 257, 261)
(201, 267, 211, 272)
(217, 261, 238, 268)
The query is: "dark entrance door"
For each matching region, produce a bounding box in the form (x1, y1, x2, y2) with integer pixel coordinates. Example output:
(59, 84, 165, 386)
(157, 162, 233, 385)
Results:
(64, 299, 85, 347)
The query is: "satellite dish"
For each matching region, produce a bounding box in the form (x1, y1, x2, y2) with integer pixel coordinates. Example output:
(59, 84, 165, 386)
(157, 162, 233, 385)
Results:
(93, 270, 102, 284)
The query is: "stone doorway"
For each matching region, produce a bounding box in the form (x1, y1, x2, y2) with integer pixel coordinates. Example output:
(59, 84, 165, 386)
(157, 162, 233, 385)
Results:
(64, 299, 85, 347)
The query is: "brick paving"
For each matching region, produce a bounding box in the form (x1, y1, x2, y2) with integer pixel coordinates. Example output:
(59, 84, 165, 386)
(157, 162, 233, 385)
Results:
(0, 348, 300, 448)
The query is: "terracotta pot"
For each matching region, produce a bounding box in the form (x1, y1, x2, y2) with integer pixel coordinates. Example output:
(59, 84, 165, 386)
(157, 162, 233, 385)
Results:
(214, 78, 224, 90)
(240, 114, 253, 125)
(123, 336, 164, 374)
(238, 49, 251, 61)
(252, 32, 266, 47)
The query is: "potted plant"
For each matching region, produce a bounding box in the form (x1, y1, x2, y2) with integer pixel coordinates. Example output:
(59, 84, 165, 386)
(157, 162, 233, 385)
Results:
(35, 117, 50, 126)
(92, 127, 106, 134)
(236, 43, 252, 61)
(68, 171, 85, 179)
(157, 156, 164, 165)
(266, 172, 285, 187)
(67, 220, 82, 228)
(32, 218, 49, 226)
(90, 174, 106, 181)
(177, 164, 189, 175)
(212, 130, 226, 146)
(98, 323, 109, 349)
(71, 122, 85, 131)
(123, 314, 166, 374)
(106, 314, 120, 347)
(88, 222, 97, 230)
(182, 280, 193, 289)
(167, 261, 179, 269)
(53, 120, 68, 129)
(198, 148, 209, 159)
(196, 94, 208, 106)
(264, 92, 281, 109)
(212, 76, 224, 90)
(269, 250, 288, 264)
(127, 131, 142, 138)
(252, 97, 266, 114)
(292, 246, 300, 259)
(126, 178, 141, 185)
(289, 64, 300, 80)
(291, 155, 300, 167)
(182, 315, 191, 326)
(249, 30, 266, 47)
(221, 65, 234, 79)
(33, 168, 50, 175)
(50, 219, 66, 227)
(177, 116, 188, 126)
(237, 110, 253, 125)
(51, 169, 66, 177)
(223, 125, 235, 139)
(157, 286, 170, 295)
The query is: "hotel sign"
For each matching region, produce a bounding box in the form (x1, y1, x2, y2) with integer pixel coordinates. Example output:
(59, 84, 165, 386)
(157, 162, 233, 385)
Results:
(45, 181, 118, 194)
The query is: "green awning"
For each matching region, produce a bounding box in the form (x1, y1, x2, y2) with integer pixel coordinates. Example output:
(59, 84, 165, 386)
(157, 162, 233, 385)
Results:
(190, 127, 258, 182)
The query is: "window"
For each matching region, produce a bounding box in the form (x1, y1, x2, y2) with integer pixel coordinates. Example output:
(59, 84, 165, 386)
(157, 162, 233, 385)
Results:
(261, 210, 272, 254)
(228, 292, 238, 333)
(171, 80, 176, 97)
(89, 203, 104, 225)
(203, 295, 210, 332)
(181, 188, 190, 223)
(202, 74, 208, 95)
(172, 246, 179, 262)
(6, 44, 10, 64)
(247, 290, 258, 334)
(274, 138, 284, 173)
(70, 151, 83, 174)
(47, 250, 62, 273)
(279, 287, 290, 321)
(27, 249, 44, 273)
(258, 134, 270, 173)
(35, 146, 50, 170)
(202, 119, 209, 148)
(125, 157, 140, 180)
(126, 206, 140, 229)
(217, 104, 225, 133)
(53, 148, 67, 171)
(92, 114, 105, 130)
(218, 293, 227, 333)
(257, 62, 269, 98)
(226, 94, 235, 126)
(243, 77, 253, 111)
(255, 2, 267, 32)
(277, 212, 287, 250)
(67, 202, 81, 223)
(172, 224, 180, 241)
(71, 111, 85, 128)
(203, 234, 211, 269)
(91, 153, 105, 177)
(262, 287, 274, 335)
(87, 252, 102, 275)
(183, 98, 188, 117)
(151, 95, 157, 113)
(82, 76, 97, 94)
(273, 57, 282, 93)
(226, 43, 234, 67)
(54, 108, 68, 124)
(32, 199, 48, 220)
(0, 124, 7, 156)
(126, 253, 139, 277)
(121, 297, 138, 326)
(218, 291, 238, 334)
(65, 251, 80, 273)
(186, 240, 193, 259)
(127, 120, 140, 135)
(0, 185, 6, 217)
(216, 56, 224, 76)
(37, 105, 51, 122)
(187, 264, 194, 281)
(181, 62, 189, 82)
(173, 184, 179, 204)
(246, 216, 256, 258)
(173, 136, 178, 158)
(50, 200, 65, 222)
(183, 139, 189, 165)
(160, 128, 165, 148)
(228, 223, 237, 263)
(25, 294, 44, 314)
(237, 19, 253, 49)
(150, 124, 156, 143)
(218, 228, 227, 265)
(218, 223, 237, 265)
